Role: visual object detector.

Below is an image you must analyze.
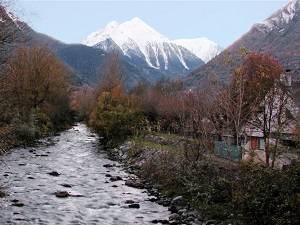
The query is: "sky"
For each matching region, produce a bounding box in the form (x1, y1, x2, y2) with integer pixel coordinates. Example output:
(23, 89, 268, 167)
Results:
(12, 0, 291, 48)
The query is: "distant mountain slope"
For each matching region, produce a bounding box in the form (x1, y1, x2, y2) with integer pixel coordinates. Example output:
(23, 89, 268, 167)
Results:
(0, 6, 148, 87)
(185, 0, 300, 88)
(31, 32, 150, 87)
(83, 17, 204, 77)
(0, 6, 28, 64)
(174, 38, 223, 63)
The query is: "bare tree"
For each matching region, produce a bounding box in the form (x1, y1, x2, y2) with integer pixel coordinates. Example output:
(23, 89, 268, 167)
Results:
(71, 85, 95, 121)
(251, 81, 294, 167)
(95, 52, 125, 93)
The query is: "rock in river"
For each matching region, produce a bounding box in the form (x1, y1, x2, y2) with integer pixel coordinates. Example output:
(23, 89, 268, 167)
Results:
(55, 191, 69, 198)
(48, 171, 60, 176)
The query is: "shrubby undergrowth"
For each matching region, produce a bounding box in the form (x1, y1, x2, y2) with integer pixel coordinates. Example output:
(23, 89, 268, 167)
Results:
(127, 134, 300, 225)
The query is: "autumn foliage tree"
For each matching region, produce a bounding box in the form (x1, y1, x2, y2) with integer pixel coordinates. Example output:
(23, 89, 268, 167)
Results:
(0, 45, 72, 140)
(240, 52, 287, 167)
(89, 52, 143, 147)
(89, 85, 143, 147)
(0, 2, 29, 111)
(95, 52, 125, 93)
(214, 52, 284, 143)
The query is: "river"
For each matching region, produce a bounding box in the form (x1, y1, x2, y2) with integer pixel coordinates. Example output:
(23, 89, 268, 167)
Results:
(0, 123, 170, 224)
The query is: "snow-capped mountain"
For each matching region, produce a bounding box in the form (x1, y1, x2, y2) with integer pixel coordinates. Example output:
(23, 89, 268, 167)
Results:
(174, 38, 223, 63)
(254, 0, 300, 33)
(83, 17, 204, 76)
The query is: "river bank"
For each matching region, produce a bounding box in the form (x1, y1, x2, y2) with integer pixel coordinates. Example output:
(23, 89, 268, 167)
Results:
(107, 137, 210, 225)
(108, 133, 300, 225)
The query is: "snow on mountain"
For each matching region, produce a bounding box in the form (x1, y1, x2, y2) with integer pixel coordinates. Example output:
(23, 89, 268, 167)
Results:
(84, 17, 167, 50)
(255, 0, 300, 33)
(83, 17, 204, 74)
(0, 5, 23, 24)
(174, 38, 223, 63)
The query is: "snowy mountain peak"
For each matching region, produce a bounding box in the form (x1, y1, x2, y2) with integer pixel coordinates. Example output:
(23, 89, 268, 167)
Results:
(83, 17, 197, 71)
(106, 20, 119, 28)
(83, 17, 169, 48)
(255, 0, 300, 32)
(174, 37, 223, 63)
(129, 17, 145, 24)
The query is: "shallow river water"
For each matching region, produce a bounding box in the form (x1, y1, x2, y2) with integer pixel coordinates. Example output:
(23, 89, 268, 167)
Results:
(0, 123, 170, 224)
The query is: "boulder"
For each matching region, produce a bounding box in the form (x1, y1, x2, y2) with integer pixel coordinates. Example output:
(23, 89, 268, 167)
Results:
(125, 179, 144, 189)
(171, 196, 187, 207)
(55, 191, 69, 198)
(169, 213, 180, 221)
(12, 202, 24, 207)
(103, 163, 115, 168)
(125, 200, 135, 204)
(60, 183, 72, 188)
(128, 203, 140, 208)
(48, 171, 60, 176)
(0, 189, 5, 198)
(110, 176, 122, 182)
(11, 199, 24, 207)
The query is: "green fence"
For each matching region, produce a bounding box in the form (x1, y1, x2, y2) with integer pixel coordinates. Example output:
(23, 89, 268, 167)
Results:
(214, 141, 242, 162)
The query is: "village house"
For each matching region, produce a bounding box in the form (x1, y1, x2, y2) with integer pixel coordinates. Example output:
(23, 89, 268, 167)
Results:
(242, 71, 299, 168)
(214, 71, 300, 168)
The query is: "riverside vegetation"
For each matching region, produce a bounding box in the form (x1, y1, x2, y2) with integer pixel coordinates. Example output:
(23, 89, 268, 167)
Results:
(114, 135, 300, 225)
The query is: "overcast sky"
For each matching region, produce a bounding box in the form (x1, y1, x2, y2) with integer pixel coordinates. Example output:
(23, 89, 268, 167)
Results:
(14, 0, 290, 48)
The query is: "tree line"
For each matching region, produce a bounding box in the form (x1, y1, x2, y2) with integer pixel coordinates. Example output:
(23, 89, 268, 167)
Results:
(73, 49, 299, 166)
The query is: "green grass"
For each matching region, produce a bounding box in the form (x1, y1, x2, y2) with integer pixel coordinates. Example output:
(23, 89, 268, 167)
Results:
(155, 132, 185, 141)
(132, 134, 177, 150)
(138, 139, 178, 151)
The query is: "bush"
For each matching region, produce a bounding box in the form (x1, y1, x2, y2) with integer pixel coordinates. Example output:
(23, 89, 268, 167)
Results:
(233, 162, 300, 225)
(89, 85, 144, 147)
(139, 147, 186, 195)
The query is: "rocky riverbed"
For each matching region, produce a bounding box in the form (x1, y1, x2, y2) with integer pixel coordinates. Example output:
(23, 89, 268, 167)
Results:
(0, 123, 174, 224)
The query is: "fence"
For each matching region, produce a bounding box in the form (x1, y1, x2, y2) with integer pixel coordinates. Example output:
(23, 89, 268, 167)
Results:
(214, 141, 242, 162)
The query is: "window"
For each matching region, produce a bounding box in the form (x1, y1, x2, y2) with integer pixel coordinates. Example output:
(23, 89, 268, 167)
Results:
(258, 138, 265, 150)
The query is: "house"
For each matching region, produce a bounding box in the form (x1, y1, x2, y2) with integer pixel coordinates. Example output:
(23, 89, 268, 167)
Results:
(242, 72, 299, 168)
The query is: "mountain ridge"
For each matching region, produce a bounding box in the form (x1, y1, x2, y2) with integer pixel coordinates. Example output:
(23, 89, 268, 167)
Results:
(83, 17, 223, 65)
(184, 0, 300, 89)
(83, 17, 205, 76)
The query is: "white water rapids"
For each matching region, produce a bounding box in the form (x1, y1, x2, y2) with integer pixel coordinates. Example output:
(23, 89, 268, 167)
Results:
(0, 123, 170, 224)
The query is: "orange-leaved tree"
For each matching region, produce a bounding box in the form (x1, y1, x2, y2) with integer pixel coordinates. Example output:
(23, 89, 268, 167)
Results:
(1, 45, 72, 138)
(89, 84, 143, 147)
(238, 52, 289, 166)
